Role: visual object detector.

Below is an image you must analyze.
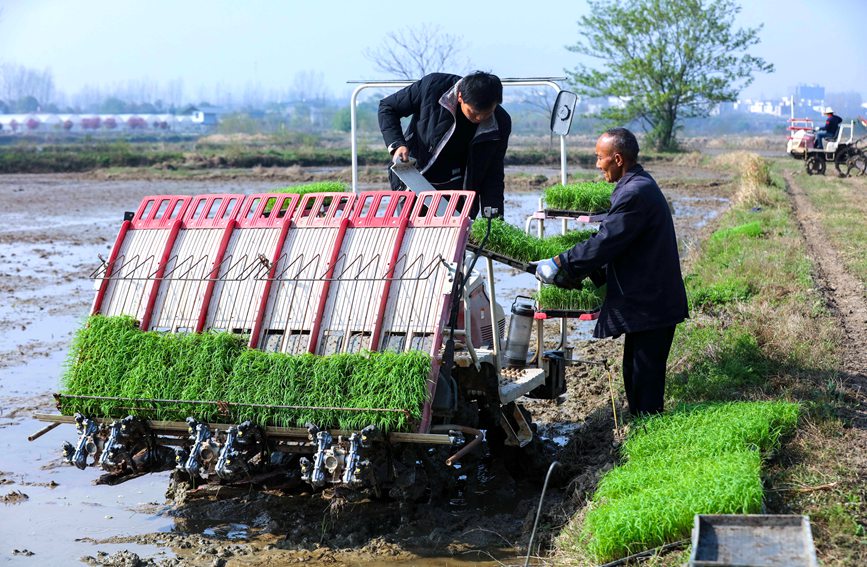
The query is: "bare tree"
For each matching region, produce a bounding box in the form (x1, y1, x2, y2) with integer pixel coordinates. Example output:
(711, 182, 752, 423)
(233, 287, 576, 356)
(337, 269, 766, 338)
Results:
(288, 70, 330, 102)
(0, 63, 56, 106)
(363, 23, 470, 80)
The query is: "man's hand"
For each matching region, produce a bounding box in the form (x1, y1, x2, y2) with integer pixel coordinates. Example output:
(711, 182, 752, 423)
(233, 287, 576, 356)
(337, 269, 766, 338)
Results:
(392, 146, 410, 163)
(531, 257, 559, 284)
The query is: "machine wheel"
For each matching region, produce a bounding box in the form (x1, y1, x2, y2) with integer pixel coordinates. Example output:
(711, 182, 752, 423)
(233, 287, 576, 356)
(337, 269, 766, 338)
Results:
(846, 152, 867, 177)
(805, 154, 826, 176)
(834, 148, 854, 177)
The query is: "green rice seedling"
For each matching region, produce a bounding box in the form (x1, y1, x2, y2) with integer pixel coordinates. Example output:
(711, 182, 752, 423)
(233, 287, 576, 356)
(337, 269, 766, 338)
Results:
(272, 181, 347, 195)
(343, 351, 431, 431)
(581, 451, 763, 559)
(469, 218, 596, 263)
(61, 316, 431, 431)
(62, 315, 145, 416)
(543, 181, 614, 212)
(563, 401, 800, 562)
(534, 283, 605, 312)
(623, 401, 799, 461)
(709, 220, 763, 242)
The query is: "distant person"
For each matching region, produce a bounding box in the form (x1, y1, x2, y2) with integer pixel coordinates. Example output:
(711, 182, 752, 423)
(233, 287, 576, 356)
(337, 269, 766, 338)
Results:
(814, 107, 843, 149)
(532, 128, 688, 416)
(378, 71, 511, 218)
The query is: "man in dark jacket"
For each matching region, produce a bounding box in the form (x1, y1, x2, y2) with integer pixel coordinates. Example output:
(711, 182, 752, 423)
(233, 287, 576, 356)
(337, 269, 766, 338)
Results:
(533, 128, 688, 416)
(814, 107, 843, 149)
(378, 71, 511, 218)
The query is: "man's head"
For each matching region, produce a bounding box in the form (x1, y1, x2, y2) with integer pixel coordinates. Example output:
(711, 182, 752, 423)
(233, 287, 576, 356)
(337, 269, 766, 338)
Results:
(457, 71, 502, 124)
(595, 128, 639, 183)
(825, 106, 835, 116)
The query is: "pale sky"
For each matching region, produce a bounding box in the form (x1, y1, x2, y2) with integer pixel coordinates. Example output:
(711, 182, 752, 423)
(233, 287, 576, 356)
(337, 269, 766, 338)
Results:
(1, 0, 865, 103)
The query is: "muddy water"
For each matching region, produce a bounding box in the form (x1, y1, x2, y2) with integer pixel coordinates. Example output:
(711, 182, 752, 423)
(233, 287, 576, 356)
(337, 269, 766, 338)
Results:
(0, 170, 728, 565)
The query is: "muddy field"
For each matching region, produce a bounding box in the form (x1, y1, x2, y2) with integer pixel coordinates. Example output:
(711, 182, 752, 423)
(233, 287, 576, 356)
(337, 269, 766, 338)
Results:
(0, 164, 731, 565)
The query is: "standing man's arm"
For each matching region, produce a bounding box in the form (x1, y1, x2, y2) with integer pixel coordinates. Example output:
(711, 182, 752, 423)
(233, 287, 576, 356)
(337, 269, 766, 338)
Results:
(378, 79, 424, 162)
(556, 190, 647, 278)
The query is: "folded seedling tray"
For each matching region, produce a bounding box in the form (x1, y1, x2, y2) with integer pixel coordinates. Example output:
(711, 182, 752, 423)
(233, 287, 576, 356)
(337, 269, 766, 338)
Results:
(689, 514, 818, 567)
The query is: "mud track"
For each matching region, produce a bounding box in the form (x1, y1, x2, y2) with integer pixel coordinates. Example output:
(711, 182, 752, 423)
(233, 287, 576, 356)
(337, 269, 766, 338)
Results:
(784, 172, 867, 424)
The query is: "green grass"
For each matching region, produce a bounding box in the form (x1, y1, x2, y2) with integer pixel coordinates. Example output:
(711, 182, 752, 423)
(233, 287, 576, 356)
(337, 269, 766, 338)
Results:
(469, 217, 596, 263)
(534, 284, 605, 312)
(61, 315, 430, 431)
(686, 275, 753, 309)
(560, 401, 799, 562)
(543, 181, 614, 212)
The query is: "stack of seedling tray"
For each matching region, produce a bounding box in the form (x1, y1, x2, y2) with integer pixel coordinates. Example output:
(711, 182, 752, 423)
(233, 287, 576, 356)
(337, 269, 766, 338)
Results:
(542, 181, 613, 218)
(468, 218, 605, 316)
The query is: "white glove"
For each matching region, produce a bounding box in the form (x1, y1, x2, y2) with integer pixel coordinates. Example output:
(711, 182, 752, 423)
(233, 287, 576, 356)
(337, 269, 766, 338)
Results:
(532, 257, 559, 284)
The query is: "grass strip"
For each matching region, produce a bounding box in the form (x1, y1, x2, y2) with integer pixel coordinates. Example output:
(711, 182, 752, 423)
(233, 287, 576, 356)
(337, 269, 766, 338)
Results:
(534, 284, 605, 312)
(61, 315, 430, 431)
(469, 217, 596, 263)
(559, 401, 799, 562)
(543, 181, 614, 212)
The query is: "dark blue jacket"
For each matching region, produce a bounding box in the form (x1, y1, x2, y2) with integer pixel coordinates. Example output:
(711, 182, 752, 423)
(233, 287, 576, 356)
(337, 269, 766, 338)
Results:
(378, 73, 511, 217)
(822, 114, 842, 137)
(557, 165, 688, 338)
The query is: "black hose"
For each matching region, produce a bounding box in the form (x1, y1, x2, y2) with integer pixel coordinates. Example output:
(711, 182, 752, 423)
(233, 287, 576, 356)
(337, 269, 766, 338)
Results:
(524, 460, 560, 567)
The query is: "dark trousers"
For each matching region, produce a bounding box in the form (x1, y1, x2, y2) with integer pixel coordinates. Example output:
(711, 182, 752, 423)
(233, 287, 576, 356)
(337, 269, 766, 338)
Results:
(814, 131, 832, 149)
(622, 325, 677, 416)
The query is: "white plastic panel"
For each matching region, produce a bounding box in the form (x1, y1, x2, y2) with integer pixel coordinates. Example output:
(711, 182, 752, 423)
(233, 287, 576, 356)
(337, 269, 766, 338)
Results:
(206, 227, 282, 333)
(100, 228, 170, 320)
(258, 226, 338, 353)
(149, 228, 223, 331)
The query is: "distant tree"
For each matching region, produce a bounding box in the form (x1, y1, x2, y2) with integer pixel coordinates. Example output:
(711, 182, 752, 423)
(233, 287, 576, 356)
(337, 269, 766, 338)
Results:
(0, 64, 55, 107)
(81, 117, 101, 130)
(288, 70, 330, 103)
(363, 23, 470, 80)
(566, 0, 773, 150)
(127, 116, 147, 129)
(104, 117, 117, 129)
(101, 96, 128, 114)
(331, 102, 377, 133)
(26, 117, 40, 130)
(15, 95, 40, 113)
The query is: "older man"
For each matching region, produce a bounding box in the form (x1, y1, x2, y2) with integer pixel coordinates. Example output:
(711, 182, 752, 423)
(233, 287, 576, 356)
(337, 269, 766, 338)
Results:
(533, 128, 688, 416)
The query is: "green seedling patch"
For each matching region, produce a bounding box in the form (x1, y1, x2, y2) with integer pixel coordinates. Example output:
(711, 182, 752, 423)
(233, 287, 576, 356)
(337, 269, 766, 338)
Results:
(534, 284, 605, 312)
(61, 315, 430, 431)
(543, 181, 614, 213)
(562, 401, 799, 562)
(271, 181, 347, 196)
(710, 220, 763, 242)
(469, 218, 596, 263)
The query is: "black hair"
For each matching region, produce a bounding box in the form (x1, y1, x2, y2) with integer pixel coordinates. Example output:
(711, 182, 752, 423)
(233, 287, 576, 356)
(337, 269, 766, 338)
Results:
(458, 71, 502, 110)
(604, 127, 640, 162)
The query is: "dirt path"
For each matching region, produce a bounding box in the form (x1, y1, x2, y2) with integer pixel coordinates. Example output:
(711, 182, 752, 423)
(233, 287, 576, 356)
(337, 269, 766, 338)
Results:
(784, 171, 867, 419)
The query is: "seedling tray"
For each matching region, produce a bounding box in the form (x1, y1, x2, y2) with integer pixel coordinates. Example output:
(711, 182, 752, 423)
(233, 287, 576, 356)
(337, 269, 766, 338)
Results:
(534, 309, 599, 321)
(527, 209, 608, 222)
(466, 242, 532, 272)
(689, 514, 818, 567)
